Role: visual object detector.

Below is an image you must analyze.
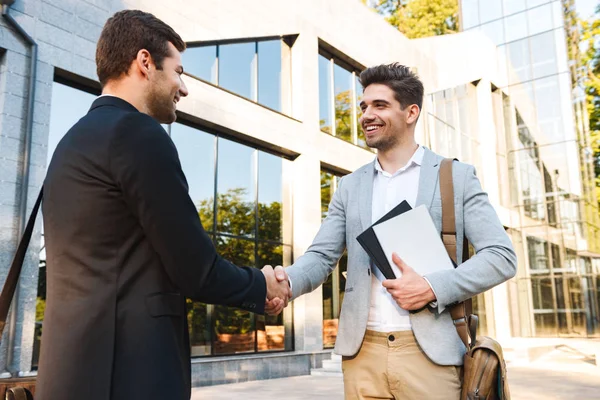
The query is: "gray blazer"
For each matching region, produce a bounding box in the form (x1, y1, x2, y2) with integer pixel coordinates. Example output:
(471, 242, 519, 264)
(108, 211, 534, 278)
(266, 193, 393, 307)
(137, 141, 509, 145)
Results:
(286, 147, 517, 365)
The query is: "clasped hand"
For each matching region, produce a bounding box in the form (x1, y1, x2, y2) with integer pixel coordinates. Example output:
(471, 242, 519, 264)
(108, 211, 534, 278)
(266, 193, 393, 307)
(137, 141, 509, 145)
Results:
(382, 253, 436, 310)
(261, 265, 291, 315)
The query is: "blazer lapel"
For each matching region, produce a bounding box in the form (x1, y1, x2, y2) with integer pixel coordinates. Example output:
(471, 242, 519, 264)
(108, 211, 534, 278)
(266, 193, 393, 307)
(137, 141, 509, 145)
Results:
(415, 147, 441, 209)
(358, 162, 375, 231)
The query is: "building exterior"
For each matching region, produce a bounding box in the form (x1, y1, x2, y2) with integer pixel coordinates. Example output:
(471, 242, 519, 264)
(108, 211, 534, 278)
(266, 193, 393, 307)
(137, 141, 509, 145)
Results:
(0, 0, 597, 387)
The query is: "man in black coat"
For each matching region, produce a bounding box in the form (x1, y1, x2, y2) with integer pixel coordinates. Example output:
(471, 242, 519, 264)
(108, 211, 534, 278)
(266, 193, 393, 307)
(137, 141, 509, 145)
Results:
(36, 10, 290, 400)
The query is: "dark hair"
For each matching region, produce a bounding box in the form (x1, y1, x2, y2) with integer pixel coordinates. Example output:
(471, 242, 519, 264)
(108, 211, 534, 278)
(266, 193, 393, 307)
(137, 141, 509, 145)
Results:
(359, 63, 424, 111)
(96, 10, 186, 87)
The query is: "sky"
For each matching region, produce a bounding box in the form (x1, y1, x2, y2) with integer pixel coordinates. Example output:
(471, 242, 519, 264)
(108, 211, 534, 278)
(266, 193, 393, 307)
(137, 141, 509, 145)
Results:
(575, 0, 597, 19)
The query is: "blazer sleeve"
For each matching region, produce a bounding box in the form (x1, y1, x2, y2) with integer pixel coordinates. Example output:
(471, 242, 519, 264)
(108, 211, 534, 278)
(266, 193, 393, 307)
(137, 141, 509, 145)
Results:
(285, 176, 347, 300)
(424, 165, 517, 313)
(109, 113, 266, 314)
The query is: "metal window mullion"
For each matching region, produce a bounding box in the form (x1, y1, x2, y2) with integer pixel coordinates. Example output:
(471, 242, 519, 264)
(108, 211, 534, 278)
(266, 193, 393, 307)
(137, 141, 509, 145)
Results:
(329, 58, 336, 136)
(351, 72, 358, 145)
(215, 45, 220, 86)
(253, 42, 259, 102)
(253, 148, 259, 353)
(209, 135, 219, 356)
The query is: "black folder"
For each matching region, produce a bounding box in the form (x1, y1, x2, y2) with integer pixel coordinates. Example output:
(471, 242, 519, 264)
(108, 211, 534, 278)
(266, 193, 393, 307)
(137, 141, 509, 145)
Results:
(356, 200, 412, 280)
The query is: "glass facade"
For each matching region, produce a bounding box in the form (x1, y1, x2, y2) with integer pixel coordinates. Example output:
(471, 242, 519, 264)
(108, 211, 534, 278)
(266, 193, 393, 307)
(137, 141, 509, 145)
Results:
(34, 81, 294, 367)
(461, 0, 600, 337)
(318, 49, 370, 150)
(320, 170, 347, 348)
(183, 38, 291, 114)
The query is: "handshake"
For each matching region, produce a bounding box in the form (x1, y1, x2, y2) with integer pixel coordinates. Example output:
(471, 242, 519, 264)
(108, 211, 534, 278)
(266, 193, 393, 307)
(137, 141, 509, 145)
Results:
(261, 265, 291, 316)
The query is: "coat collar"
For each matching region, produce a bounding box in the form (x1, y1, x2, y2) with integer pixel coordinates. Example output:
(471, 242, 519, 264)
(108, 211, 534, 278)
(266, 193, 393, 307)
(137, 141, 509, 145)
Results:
(89, 95, 139, 113)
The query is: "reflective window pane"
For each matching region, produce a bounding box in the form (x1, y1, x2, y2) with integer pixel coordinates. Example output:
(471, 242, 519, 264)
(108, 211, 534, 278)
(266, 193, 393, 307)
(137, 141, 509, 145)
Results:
(319, 55, 333, 134)
(504, 12, 529, 43)
(534, 76, 562, 141)
(503, 0, 527, 15)
(507, 38, 532, 84)
(213, 236, 255, 354)
(258, 151, 282, 242)
(356, 76, 367, 149)
(47, 82, 97, 165)
(551, 1, 564, 28)
(530, 31, 558, 79)
(321, 171, 334, 220)
(182, 45, 217, 84)
(216, 138, 256, 237)
(187, 299, 210, 356)
(527, 0, 550, 8)
(257, 242, 285, 351)
(534, 312, 557, 336)
(479, 0, 502, 24)
(528, 237, 550, 272)
(462, 0, 480, 29)
(258, 40, 282, 112)
(480, 19, 505, 46)
(334, 63, 353, 143)
(527, 3, 553, 36)
(219, 42, 256, 100)
(171, 123, 216, 232)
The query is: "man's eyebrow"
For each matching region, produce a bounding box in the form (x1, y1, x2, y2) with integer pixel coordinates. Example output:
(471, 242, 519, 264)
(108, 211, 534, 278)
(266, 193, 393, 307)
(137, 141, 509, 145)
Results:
(372, 99, 391, 105)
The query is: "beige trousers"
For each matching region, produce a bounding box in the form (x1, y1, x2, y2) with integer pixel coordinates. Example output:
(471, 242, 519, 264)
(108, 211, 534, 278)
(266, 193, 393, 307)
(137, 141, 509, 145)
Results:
(342, 330, 462, 400)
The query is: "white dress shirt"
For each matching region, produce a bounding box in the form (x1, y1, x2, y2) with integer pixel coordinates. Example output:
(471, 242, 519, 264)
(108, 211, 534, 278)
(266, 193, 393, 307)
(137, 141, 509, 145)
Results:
(367, 145, 425, 332)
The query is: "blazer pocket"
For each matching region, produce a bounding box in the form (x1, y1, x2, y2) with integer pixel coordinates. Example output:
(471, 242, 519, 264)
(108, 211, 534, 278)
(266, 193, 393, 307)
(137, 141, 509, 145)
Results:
(145, 292, 183, 317)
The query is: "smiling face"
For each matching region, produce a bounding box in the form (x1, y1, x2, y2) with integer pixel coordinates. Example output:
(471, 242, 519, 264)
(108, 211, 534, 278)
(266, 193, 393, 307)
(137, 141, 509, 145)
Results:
(146, 42, 188, 124)
(359, 83, 418, 152)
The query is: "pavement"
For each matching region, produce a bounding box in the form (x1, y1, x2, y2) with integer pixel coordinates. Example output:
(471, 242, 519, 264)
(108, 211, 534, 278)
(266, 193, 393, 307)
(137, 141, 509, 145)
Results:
(191, 339, 600, 399)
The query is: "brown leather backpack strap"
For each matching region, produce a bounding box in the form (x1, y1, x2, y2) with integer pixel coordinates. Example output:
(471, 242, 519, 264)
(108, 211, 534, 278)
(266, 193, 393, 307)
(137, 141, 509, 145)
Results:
(440, 159, 474, 349)
(0, 188, 43, 337)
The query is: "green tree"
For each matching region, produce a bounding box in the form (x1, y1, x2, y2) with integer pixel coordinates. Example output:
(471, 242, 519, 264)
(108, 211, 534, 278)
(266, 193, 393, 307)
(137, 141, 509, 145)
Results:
(581, 5, 600, 200)
(368, 0, 458, 39)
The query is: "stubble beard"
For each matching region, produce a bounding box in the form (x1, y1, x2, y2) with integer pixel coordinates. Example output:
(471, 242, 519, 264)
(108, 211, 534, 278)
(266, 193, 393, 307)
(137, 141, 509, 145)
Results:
(366, 132, 399, 153)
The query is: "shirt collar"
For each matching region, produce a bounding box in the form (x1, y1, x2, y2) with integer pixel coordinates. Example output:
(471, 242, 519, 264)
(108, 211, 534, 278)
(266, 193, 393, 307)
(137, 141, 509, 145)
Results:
(374, 145, 424, 176)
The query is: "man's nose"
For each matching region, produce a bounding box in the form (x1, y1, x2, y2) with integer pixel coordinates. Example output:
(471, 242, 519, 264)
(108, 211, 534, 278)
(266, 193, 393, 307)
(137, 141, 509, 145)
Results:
(179, 79, 189, 97)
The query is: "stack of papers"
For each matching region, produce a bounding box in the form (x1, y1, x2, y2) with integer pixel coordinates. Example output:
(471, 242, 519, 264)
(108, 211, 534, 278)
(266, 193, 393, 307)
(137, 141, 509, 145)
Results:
(356, 202, 455, 279)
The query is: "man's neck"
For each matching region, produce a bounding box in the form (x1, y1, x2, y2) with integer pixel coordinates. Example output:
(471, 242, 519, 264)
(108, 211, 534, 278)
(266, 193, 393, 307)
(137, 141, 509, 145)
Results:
(377, 139, 419, 174)
(102, 82, 146, 114)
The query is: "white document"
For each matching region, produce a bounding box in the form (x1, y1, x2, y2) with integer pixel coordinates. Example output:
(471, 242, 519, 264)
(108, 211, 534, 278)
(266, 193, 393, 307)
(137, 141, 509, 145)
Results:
(372, 204, 454, 278)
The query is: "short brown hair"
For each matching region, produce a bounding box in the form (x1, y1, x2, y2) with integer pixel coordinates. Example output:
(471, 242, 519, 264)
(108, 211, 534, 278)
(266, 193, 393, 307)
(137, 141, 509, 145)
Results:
(96, 10, 186, 86)
(359, 63, 424, 111)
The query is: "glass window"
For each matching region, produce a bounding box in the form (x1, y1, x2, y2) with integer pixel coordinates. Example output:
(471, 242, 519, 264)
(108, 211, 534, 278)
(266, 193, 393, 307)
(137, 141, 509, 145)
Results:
(216, 138, 256, 238)
(334, 63, 353, 142)
(479, 0, 502, 24)
(258, 151, 282, 242)
(462, 0, 480, 29)
(480, 19, 505, 46)
(257, 243, 286, 351)
(319, 55, 333, 134)
(527, 3, 554, 36)
(532, 277, 554, 309)
(554, 28, 569, 73)
(551, 1, 564, 28)
(530, 31, 558, 79)
(527, 237, 550, 272)
(258, 40, 282, 112)
(534, 76, 562, 141)
(171, 123, 216, 231)
(219, 42, 257, 100)
(182, 45, 217, 84)
(507, 38, 532, 84)
(503, 0, 527, 16)
(527, 0, 550, 8)
(504, 12, 528, 43)
(356, 76, 367, 149)
(213, 236, 256, 354)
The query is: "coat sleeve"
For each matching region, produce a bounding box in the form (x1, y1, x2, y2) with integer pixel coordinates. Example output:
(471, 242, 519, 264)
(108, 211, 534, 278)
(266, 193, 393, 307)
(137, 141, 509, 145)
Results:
(424, 165, 517, 313)
(286, 176, 347, 299)
(109, 113, 266, 313)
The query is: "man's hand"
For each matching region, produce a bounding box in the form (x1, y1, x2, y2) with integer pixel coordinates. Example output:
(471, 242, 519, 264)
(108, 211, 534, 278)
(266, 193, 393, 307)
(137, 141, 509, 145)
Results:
(262, 265, 291, 315)
(382, 253, 436, 311)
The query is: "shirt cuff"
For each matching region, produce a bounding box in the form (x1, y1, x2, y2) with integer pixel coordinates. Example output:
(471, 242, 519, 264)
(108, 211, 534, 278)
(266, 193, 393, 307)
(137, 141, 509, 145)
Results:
(423, 277, 438, 308)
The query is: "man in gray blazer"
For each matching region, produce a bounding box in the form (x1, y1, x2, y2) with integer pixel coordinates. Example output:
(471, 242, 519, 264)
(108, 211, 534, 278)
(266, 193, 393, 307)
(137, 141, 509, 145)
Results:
(266, 63, 517, 399)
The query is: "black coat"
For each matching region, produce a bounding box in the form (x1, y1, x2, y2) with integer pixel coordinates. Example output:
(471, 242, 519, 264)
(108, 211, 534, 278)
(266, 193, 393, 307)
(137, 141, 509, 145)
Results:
(36, 96, 266, 400)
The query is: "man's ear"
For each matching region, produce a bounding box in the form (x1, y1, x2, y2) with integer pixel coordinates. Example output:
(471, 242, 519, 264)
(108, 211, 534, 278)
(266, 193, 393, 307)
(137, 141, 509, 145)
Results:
(135, 49, 153, 80)
(406, 104, 420, 125)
